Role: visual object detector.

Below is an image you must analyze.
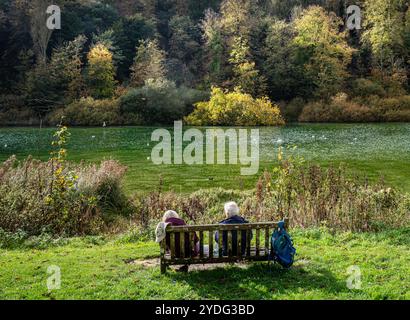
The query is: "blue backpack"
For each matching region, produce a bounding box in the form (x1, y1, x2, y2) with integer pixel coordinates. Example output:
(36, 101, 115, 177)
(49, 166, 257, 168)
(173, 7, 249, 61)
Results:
(270, 221, 296, 268)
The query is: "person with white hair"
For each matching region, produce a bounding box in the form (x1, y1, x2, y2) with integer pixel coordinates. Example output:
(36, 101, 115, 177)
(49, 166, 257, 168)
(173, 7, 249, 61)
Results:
(215, 201, 251, 256)
(155, 210, 199, 272)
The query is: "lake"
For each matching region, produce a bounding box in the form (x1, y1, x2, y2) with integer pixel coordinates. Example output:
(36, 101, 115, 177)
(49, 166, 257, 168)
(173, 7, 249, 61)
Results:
(1, 123, 410, 193)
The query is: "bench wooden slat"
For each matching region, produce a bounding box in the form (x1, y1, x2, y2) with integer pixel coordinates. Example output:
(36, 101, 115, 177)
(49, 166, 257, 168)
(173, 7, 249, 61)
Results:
(256, 229, 260, 257)
(218, 230, 223, 258)
(265, 227, 270, 256)
(170, 233, 175, 259)
(246, 229, 251, 257)
(208, 230, 213, 259)
(180, 232, 185, 258)
(237, 230, 241, 257)
(199, 231, 204, 258)
(164, 254, 272, 265)
(227, 231, 232, 257)
(166, 222, 281, 232)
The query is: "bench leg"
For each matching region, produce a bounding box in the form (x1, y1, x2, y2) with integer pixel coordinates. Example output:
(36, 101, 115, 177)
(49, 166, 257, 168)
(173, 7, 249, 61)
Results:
(160, 261, 167, 274)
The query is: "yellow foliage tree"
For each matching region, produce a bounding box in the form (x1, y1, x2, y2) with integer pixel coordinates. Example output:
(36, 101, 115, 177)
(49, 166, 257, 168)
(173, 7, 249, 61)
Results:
(184, 87, 284, 126)
(86, 44, 116, 99)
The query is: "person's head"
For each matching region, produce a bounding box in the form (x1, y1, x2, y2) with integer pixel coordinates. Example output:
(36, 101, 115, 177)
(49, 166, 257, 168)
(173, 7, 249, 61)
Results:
(162, 210, 179, 222)
(224, 201, 239, 218)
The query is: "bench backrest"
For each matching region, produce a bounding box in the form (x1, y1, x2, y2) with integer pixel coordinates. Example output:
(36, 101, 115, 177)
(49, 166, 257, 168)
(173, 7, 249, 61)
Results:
(160, 219, 289, 262)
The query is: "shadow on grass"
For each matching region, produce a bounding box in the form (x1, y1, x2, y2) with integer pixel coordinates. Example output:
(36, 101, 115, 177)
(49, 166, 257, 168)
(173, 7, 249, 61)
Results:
(168, 262, 346, 299)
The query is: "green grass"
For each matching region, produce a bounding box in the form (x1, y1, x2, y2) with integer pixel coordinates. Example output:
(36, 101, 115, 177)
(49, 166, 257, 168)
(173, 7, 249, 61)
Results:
(1, 228, 409, 300)
(1, 123, 410, 193)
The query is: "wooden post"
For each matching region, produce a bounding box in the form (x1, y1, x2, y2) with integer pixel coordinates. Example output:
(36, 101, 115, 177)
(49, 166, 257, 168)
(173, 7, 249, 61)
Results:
(199, 231, 204, 258)
(237, 230, 242, 257)
(265, 227, 270, 256)
(170, 233, 175, 260)
(228, 231, 233, 257)
(218, 230, 223, 257)
(256, 229, 260, 257)
(246, 229, 251, 257)
(209, 230, 213, 259)
(160, 239, 166, 274)
(180, 232, 185, 258)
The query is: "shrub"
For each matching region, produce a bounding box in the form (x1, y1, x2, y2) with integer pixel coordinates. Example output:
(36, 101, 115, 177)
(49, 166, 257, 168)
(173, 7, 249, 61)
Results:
(280, 98, 306, 122)
(0, 126, 133, 236)
(0, 156, 133, 236)
(0, 95, 39, 125)
(249, 156, 410, 232)
(299, 93, 378, 122)
(129, 162, 409, 233)
(120, 79, 207, 124)
(351, 78, 386, 98)
(48, 97, 125, 126)
(184, 87, 284, 126)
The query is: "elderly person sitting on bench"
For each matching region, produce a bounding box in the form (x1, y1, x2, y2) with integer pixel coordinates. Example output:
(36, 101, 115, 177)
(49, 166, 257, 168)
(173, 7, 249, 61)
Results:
(215, 202, 251, 256)
(156, 210, 199, 259)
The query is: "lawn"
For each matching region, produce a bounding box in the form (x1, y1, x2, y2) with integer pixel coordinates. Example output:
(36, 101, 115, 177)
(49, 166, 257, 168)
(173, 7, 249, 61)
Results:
(1, 228, 408, 300)
(1, 123, 410, 193)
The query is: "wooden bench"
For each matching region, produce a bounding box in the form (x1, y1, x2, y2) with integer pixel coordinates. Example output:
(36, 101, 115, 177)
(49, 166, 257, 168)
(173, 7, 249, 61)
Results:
(159, 219, 289, 273)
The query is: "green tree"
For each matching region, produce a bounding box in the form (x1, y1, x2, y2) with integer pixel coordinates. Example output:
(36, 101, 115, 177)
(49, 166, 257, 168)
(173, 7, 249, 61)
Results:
(201, 8, 226, 86)
(228, 36, 266, 97)
(293, 6, 353, 98)
(93, 29, 125, 70)
(24, 35, 86, 116)
(85, 44, 117, 99)
(362, 0, 406, 76)
(263, 19, 307, 100)
(168, 15, 202, 86)
(50, 35, 86, 99)
(112, 13, 157, 79)
(130, 39, 167, 88)
(220, 0, 253, 38)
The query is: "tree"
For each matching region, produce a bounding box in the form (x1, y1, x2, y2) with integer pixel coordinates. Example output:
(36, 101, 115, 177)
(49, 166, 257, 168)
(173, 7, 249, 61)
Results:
(130, 39, 167, 87)
(228, 36, 266, 97)
(29, 0, 54, 64)
(220, 0, 254, 38)
(24, 35, 86, 116)
(362, 0, 407, 76)
(50, 35, 86, 99)
(112, 13, 157, 79)
(85, 44, 117, 99)
(168, 15, 202, 86)
(201, 8, 226, 86)
(263, 19, 307, 100)
(293, 6, 353, 98)
(93, 29, 125, 70)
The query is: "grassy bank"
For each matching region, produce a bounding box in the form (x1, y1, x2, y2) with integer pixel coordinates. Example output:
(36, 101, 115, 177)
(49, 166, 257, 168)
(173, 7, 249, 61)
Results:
(0, 228, 408, 300)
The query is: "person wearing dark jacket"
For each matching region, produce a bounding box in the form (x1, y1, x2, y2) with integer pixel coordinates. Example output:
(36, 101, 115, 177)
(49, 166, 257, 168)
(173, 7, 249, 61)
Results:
(215, 202, 252, 256)
(162, 210, 199, 258)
